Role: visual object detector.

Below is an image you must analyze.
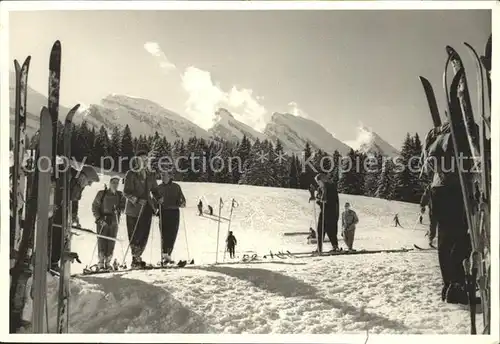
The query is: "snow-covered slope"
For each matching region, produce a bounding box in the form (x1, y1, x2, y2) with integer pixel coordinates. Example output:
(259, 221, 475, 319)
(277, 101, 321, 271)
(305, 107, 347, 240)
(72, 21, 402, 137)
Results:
(345, 126, 400, 157)
(20, 177, 478, 334)
(78, 94, 210, 142)
(264, 112, 352, 155)
(208, 108, 266, 143)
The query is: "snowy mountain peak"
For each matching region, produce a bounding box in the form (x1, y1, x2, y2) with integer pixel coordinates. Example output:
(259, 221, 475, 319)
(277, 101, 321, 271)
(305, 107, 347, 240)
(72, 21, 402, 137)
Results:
(209, 108, 265, 143)
(264, 112, 352, 155)
(78, 93, 210, 141)
(215, 108, 234, 119)
(344, 126, 400, 157)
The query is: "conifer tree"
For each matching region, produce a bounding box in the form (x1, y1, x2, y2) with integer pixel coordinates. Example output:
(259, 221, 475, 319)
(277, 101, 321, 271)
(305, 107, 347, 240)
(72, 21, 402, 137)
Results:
(121, 125, 134, 172)
(376, 158, 396, 200)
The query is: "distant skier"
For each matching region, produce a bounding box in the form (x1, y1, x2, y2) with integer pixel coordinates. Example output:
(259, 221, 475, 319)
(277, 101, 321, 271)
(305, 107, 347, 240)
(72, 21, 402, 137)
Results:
(123, 150, 159, 269)
(419, 213, 423, 225)
(208, 205, 214, 216)
(341, 202, 359, 251)
(197, 199, 203, 216)
(314, 173, 340, 253)
(91, 176, 126, 270)
(49, 164, 100, 272)
(152, 170, 186, 265)
(420, 185, 437, 246)
(226, 231, 237, 259)
(393, 213, 402, 227)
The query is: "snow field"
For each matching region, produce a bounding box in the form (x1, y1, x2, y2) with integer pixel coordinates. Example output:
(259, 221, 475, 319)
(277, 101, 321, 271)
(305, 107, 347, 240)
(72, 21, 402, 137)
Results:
(21, 175, 480, 333)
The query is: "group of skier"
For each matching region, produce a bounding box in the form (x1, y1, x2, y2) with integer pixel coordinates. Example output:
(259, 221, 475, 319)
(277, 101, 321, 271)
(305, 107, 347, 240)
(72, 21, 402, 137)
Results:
(10, 150, 192, 272)
(94, 150, 188, 269)
(308, 173, 359, 253)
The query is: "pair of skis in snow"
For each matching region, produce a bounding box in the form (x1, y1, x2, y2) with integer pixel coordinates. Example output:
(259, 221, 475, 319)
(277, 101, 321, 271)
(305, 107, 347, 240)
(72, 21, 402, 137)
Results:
(418, 35, 491, 335)
(61, 259, 195, 278)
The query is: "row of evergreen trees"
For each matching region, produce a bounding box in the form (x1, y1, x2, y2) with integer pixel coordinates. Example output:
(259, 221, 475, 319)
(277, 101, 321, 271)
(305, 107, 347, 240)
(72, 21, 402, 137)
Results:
(13, 122, 428, 204)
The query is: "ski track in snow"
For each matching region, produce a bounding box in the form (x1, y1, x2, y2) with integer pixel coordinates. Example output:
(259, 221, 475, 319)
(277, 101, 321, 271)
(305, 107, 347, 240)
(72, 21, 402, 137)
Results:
(22, 176, 479, 334)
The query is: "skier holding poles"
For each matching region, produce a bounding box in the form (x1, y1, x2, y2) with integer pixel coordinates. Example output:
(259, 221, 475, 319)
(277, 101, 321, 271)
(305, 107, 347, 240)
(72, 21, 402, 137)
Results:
(123, 150, 158, 269)
(314, 173, 340, 253)
(91, 176, 126, 270)
(152, 170, 186, 266)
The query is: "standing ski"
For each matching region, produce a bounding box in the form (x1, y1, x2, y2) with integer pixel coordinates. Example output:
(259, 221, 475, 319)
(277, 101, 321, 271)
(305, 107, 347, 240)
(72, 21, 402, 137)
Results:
(56, 104, 80, 333)
(11, 56, 31, 257)
(48, 40, 61, 173)
(445, 56, 490, 334)
(32, 108, 53, 333)
(418, 76, 442, 127)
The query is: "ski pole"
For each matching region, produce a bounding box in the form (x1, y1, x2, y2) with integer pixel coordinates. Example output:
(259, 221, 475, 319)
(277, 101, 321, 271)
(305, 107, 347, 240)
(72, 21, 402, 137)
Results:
(115, 211, 126, 266)
(223, 199, 238, 261)
(121, 201, 145, 267)
(158, 207, 164, 260)
(181, 208, 190, 261)
(215, 197, 222, 263)
(89, 221, 107, 267)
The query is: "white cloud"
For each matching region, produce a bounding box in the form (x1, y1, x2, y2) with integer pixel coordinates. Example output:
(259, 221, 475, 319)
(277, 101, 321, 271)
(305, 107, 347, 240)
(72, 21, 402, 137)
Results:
(288, 101, 309, 119)
(144, 42, 176, 73)
(181, 66, 268, 131)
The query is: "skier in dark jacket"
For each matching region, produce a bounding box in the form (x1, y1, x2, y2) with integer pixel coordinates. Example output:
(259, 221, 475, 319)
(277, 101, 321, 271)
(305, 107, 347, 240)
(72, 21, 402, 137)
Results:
(123, 150, 159, 268)
(314, 173, 340, 253)
(226, 231, 237, 259)
(152, 170, 186, 265)
(421, 125, 480, 305)
(91, 176, 126, 270)
(208, 205, 214, 216)
(49, 164, 100, 272)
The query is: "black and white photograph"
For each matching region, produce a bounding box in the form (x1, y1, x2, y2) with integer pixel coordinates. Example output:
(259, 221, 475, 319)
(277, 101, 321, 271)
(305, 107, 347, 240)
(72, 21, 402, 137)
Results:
(3, 1, 497, 339)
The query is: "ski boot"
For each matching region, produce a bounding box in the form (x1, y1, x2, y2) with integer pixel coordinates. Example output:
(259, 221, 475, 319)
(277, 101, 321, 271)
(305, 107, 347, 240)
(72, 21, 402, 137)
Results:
(160, 253, 173, 267)
(112, 258, 120, 271)
(131, 256, 146, 269)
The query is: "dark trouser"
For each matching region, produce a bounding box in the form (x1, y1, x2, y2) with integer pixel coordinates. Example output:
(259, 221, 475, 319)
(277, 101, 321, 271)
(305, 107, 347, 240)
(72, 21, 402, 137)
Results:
(126, 205, 153, 258)
(198, 206, 202, 216)
(431, 185, 471, 287)
(343, 228, 355, 249)
(317, 211, 339, 252)
(228, 245, 235, 258)
(159, 208, 180, 256)
(97, 215, 119, 260)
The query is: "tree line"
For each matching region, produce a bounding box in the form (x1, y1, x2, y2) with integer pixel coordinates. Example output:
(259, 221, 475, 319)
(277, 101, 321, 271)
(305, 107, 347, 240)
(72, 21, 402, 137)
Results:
(12, 122, 428, 204)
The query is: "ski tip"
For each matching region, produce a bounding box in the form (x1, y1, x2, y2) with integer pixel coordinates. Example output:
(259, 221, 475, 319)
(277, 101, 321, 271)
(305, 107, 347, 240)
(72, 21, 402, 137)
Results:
(66, 104, 81, 121)
(40, 106, 50, 116)
(14, 59, 21, 70)
(52, 40, 61, 48)
(24, 56, 32, 65)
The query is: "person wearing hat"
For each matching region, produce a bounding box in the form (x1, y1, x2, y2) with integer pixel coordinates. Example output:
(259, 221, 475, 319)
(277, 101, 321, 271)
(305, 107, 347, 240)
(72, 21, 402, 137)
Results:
(49, 164, 100, 272)
(123, 150, 159, 268)
(152, 170, 186, 265)
(341, 202, 359, 251)
(91, 176, 126, 270)
(314, 173, 340, 253)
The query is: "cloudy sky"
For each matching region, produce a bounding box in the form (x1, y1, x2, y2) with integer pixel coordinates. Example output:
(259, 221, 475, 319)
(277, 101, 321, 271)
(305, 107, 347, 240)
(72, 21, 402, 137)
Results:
(9, 10, 491, 148)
